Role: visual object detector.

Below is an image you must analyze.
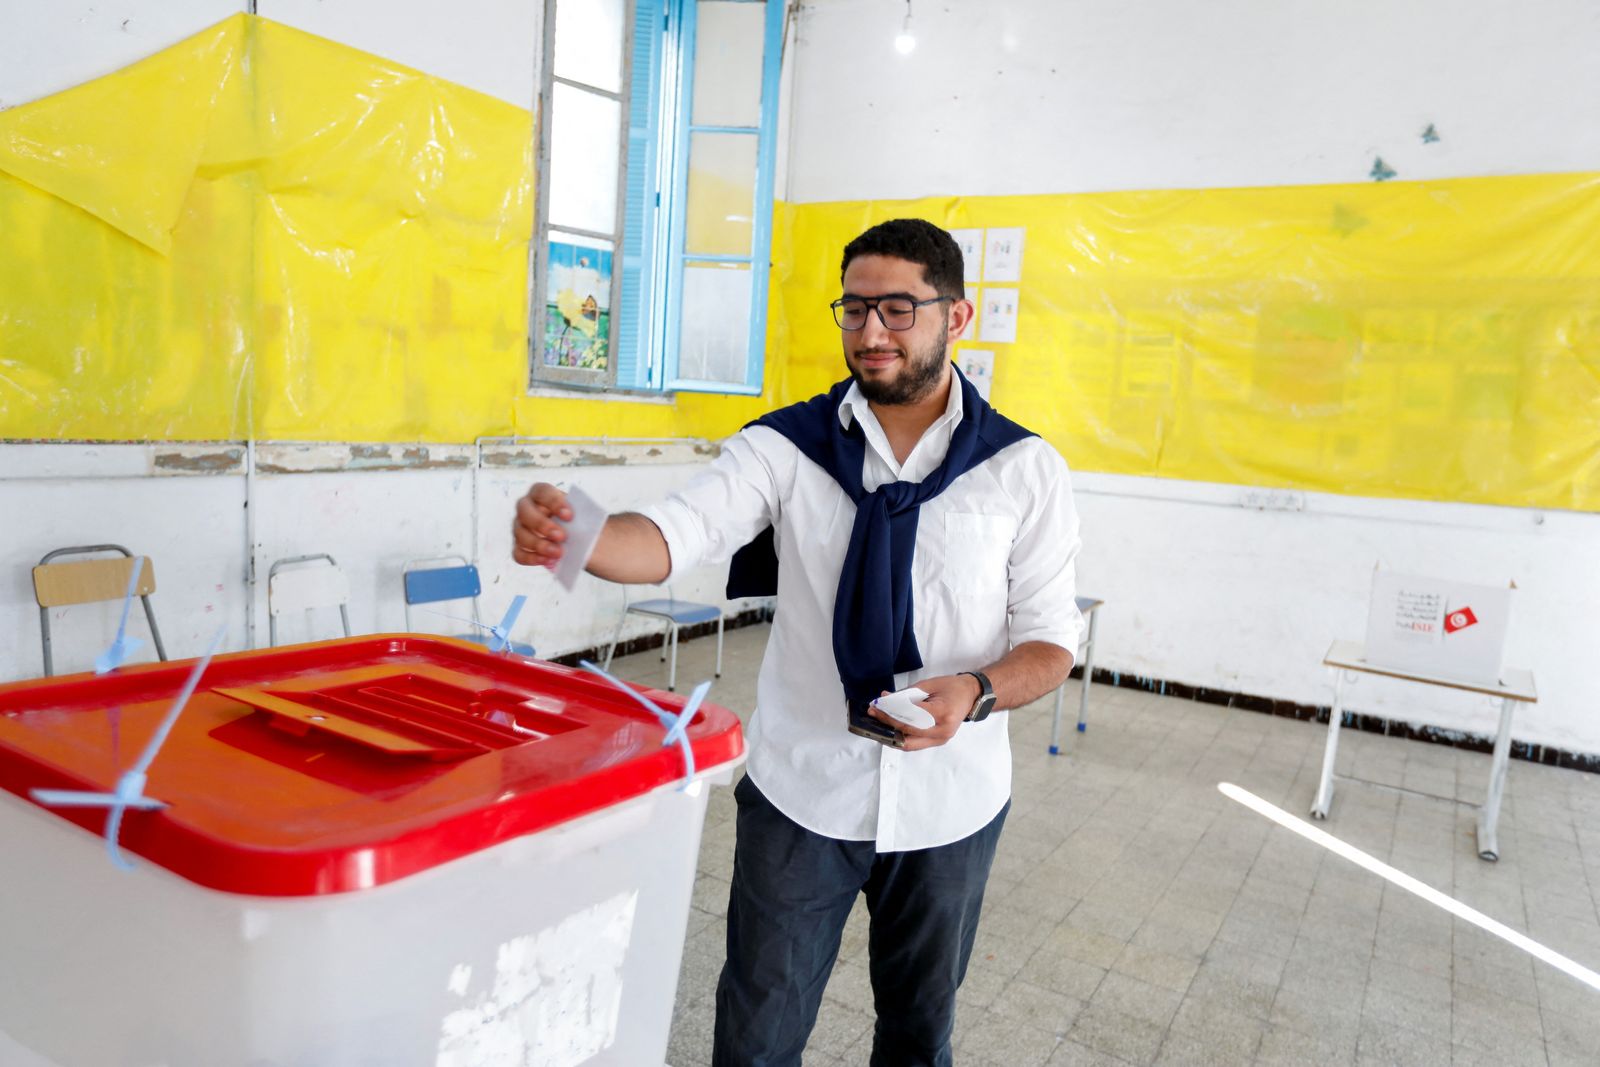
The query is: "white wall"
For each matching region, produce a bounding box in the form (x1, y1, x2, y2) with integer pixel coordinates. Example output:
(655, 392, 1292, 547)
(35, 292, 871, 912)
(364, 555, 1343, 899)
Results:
(0, 1, 239, 111)
(780, 0, 1600, 754)
(784, 0, 1600, 201)
(0, 443, 743, 680)
(1072, 476, 1600, 755)
(258, 0, 543, 109)
(0, 1, 542, 112)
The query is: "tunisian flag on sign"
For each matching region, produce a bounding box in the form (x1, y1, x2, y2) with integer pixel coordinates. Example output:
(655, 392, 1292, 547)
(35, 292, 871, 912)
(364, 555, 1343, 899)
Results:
(1444, 606, 1479, 634)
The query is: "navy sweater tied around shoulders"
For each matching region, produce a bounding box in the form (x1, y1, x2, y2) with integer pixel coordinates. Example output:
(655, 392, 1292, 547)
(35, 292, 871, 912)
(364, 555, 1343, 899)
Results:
(725, 365, 1036, 706)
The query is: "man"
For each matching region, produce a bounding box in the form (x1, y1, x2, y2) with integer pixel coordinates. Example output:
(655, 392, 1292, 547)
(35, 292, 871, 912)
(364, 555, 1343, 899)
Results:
(513, 218, 1082, 1066)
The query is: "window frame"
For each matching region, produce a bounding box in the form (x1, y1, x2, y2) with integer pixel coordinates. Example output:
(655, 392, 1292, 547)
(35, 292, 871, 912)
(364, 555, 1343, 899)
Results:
(656, 0, 785, 396)
(529, 0, 785, 397)
(530, 0, 635, 391)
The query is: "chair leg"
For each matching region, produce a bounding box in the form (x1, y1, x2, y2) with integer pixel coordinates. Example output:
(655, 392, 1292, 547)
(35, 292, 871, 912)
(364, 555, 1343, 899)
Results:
(715, 615, 724, 678)
(603, 611, 628, 671)
(141, 595, 169, 661)
(666, 623, 678, 691)
(39, 606, 53, 678)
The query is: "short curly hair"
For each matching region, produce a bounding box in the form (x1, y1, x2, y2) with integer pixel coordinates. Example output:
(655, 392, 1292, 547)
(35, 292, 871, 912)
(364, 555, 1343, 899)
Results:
(840, 218, 965, 300)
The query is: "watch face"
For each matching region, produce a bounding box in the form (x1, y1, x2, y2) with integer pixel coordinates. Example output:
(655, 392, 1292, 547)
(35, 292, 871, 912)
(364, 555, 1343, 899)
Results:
(966, 672, 995, 722)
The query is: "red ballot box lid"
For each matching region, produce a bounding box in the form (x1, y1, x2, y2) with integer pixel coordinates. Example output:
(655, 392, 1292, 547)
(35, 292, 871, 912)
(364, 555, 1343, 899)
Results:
(0, 636, 744, 897)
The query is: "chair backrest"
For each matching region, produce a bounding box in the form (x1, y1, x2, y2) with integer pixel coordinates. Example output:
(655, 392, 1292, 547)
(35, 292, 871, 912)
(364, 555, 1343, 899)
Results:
(32, 544, 167, 676)
(268, 556, 350, 618)
(403, 564, 481, 606)
(33, 554, 156, 608)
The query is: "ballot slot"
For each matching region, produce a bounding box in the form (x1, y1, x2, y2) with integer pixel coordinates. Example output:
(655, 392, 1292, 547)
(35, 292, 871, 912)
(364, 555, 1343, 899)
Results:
(216, 669, 584, 761)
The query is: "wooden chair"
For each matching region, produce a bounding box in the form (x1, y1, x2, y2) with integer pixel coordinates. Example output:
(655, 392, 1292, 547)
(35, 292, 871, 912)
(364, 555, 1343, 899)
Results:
(32, 544, 168, 677)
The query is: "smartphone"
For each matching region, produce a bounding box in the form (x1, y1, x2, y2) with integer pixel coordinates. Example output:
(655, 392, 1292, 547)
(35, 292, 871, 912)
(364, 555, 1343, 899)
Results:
(847, 700, 906, 748)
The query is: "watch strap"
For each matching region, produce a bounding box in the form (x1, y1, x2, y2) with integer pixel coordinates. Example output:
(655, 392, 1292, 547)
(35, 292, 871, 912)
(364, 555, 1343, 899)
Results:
(962, 670, 996, 722)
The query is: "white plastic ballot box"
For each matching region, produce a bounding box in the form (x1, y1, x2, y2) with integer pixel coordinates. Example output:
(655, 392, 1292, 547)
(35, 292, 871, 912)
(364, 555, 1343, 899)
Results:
(0, 636, 744, 1067)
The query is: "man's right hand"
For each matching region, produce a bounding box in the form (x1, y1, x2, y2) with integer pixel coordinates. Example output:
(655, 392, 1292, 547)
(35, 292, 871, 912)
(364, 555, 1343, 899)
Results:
(513, 482, 573, 568)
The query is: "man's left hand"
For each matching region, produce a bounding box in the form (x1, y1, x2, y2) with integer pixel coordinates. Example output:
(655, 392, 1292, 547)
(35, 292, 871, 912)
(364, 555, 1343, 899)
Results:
(867, 673, 983, 752)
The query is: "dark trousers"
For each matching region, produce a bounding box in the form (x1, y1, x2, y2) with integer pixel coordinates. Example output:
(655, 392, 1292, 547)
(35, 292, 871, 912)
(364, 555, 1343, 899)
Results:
(711, 775, 1009, 1067)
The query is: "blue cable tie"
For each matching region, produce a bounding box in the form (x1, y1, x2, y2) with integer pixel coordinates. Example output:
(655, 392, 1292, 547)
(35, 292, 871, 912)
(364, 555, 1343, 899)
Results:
(32, 625, 226, 870)
(578, 659, 706, 789)
(424, 595, 531, 655)
(94, 556, 146, 674)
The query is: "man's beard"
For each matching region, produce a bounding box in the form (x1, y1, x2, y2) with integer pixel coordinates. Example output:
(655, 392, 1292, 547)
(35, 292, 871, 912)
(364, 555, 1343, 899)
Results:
(849, 320, 949, 406)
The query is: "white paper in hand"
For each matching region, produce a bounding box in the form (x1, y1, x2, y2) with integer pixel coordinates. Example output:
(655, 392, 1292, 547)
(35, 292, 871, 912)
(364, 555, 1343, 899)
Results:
(551, 485, 607, 591)
(871, 687, 933, 730)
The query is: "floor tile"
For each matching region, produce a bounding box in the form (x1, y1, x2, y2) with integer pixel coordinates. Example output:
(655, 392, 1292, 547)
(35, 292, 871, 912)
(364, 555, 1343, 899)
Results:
(648, 625, 1600, 1065)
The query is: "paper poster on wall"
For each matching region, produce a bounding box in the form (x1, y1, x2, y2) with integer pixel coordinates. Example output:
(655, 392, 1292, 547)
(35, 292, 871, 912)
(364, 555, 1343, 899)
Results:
(978, 288, 1019, 344)
(543, 236, 612, 371)
(982, 227, 1025, 283)
(948, 228, 984, 284)
(959, 349, 995, 400)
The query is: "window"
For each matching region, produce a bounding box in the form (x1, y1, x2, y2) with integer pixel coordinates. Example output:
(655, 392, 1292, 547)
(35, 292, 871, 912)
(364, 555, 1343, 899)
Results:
(531, 0, 785, 395)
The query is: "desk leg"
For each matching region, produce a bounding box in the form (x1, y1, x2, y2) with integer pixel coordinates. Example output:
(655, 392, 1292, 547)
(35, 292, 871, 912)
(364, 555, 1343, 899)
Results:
(1476, 696, 1516, 862)
(1311, 671, 1345, 820)
(1077, 610, 1099, 735)
(1048, 684, 1066, 755)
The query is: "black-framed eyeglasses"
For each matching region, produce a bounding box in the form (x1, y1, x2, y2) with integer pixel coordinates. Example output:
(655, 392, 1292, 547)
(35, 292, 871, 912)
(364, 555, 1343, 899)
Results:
(830, 295, 952, 331)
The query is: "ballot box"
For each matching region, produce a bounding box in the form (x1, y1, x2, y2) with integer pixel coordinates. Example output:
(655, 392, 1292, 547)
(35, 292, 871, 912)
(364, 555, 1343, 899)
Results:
(0, 635, 744, 1067)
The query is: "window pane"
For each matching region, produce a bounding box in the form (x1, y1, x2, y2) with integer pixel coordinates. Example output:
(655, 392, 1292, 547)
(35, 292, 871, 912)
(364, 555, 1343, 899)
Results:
(554, 0, 626, 93)
(543, 232, 615, 371)
(549, 84, 621, 234)
(691, 1, 766, 127)
(679, 261, 752, 384)
(684, 132, 756, 256)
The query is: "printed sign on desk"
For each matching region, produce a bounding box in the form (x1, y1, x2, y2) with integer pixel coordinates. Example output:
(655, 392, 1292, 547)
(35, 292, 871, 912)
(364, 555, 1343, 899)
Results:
(1363, 569, 1514, 685)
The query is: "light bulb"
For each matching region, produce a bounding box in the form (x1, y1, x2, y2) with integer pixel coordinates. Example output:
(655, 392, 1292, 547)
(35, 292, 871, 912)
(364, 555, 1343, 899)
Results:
(894, 2, 915, 54)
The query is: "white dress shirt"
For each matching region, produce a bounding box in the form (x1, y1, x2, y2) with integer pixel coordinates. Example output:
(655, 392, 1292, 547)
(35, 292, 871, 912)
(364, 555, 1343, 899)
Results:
(641, 379, 1082, 852)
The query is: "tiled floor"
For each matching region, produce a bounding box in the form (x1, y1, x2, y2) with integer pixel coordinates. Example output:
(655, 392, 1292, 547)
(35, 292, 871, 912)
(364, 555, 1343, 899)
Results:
(609, 624, 1600, 1066)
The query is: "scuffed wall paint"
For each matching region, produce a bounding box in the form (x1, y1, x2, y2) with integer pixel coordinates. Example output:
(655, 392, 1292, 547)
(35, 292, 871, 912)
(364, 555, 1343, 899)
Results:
(0, 442, 745, 681)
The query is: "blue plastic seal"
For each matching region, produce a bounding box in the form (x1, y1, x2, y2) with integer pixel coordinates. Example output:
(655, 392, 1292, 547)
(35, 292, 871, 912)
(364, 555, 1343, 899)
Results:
(33, 625, 226, 869)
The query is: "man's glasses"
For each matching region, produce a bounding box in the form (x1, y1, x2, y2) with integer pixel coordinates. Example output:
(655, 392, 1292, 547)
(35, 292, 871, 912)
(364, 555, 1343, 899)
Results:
(830, 295, 952, 331)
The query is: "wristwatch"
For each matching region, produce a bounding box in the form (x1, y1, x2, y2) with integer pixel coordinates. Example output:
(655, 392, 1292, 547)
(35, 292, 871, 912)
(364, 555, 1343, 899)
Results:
(962, 671, 997, 722)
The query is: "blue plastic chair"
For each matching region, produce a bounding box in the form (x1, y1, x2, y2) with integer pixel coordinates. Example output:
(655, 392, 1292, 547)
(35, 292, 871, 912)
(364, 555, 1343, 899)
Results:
(602, 587, 723, 691)
(403, 556, 535, 656)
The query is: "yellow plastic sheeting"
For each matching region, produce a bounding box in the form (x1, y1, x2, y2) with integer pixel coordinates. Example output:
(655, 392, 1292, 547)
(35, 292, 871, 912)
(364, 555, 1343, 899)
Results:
(770, 176, 1600, 512)
(0, 15, 536, 442)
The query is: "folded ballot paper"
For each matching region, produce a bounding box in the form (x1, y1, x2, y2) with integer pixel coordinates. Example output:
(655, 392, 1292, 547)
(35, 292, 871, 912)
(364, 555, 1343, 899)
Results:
(870, 687, 934, 730)
(550, 486, 607, 591)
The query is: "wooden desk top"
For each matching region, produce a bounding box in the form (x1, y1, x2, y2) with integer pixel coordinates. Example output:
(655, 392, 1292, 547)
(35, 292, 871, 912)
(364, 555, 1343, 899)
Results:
(1323, 639, 1537, 702)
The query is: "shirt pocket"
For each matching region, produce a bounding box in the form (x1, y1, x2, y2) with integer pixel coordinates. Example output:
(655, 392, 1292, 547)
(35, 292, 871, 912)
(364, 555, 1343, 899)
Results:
(939, 512, 1016, 598)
